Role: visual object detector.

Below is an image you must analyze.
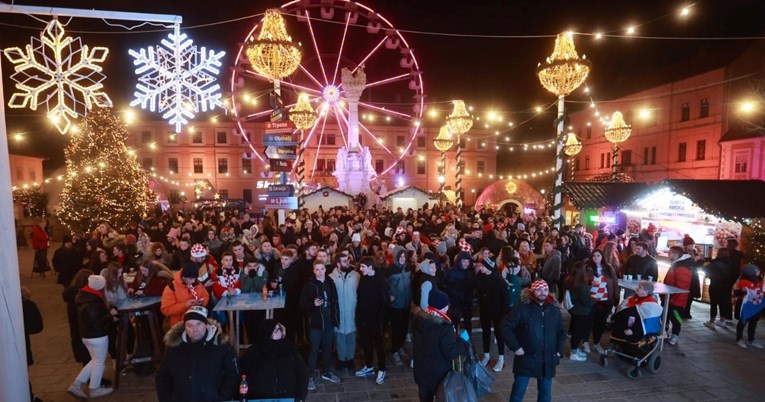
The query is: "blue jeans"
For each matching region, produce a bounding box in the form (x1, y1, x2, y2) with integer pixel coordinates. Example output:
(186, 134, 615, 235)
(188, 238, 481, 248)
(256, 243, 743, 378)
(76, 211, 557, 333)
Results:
(510, 375, 552, 402)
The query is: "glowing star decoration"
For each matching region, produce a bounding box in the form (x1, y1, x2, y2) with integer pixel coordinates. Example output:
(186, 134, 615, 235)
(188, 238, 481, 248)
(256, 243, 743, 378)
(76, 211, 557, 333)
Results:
(129, 26, 225, 133)
(3, 19, 112, 134)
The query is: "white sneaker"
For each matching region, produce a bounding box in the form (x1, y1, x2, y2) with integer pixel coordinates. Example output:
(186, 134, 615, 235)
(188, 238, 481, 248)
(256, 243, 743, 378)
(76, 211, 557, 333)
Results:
(492, 356, 505, 372)
(593, 344, 605, 355)
(582, 342, 591, 354)
(704, 321, 717, 330)
(569, 349, 587, 361)
(479, 353, 490, 366)
(714, 320, 727, 328)
(88, 386, 114, 398)
(355, 366, 374, 377)
(737, 339, 749, 349)
(668, 334, 678, 346)
(392, 352, 403, 366)
(406, 333, 412, 343)
(308, 377, 316, 390)
(375, 370, 386, 385)
(748, 340, 765, 349)
(67, 382, 87, 399)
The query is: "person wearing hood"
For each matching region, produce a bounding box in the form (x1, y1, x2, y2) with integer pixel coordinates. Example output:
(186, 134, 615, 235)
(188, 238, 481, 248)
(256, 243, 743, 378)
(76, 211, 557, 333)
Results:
(355, 256, 391, 384)
(412, 289, 469, 402)
(67, 275, 116, 399)
(476, 248, 511, 372)
(663, 246, 694, 346)
(413, 258, 439, 311)
(503, 280, 566, 402)
(155, 306, 239, 402)
(239, 319, 309, 401)
(386, 246, 412, 366)
(446, 251, 476, 336)
(327, 253, 360, 374)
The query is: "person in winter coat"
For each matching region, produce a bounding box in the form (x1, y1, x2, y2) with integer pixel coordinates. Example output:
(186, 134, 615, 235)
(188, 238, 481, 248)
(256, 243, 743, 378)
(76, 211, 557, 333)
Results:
(704, 248, 735, 329)
(446, 251, 476, 335)
(280, 249, 304, 344)
(240, 256, 269, 344)
(300, 260, 341, 389)
(412, 289, 469, 402)
(54, 235, 83, 288)
(161, 263, 210, 326)
(355, 256, 391, 384)
(503, 280, 566, 402)
(733, 264, 765, 349)
(129, 259, 172, 297)
(476, 253, 511, 372)
(566, 262, 596, 361)
(31, 219, 51, 274)
(67, 275, 116, 399)
(663, 246, 693, 346)
(239, 319, 308, 401)
(541, 237, 561, 295)
(155, 306, 239, 402)
(328, 253, 360, 373)
(413, 258, 439, 311)
(386, 246, 412, 366)
(22, 286, 44, 402)
(63, 269, 94, 367)
(586, 249, 619, 355)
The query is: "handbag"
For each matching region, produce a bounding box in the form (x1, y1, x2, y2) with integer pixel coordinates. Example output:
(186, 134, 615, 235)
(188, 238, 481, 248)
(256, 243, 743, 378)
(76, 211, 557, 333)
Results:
(564, 290, 574, 310)
(465, 346, 495, 398)
(436, 363, 477, 402)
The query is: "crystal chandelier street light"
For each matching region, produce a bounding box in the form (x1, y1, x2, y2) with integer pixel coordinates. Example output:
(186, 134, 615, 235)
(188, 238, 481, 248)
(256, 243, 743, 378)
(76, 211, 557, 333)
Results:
(563, 131, 582, 180)
(445, 100, 473, 210)
(604, 111, 632, 181)
(537, 31, 591, 226)
(289, 93, 317, 208)
(433, 125, 455, 197)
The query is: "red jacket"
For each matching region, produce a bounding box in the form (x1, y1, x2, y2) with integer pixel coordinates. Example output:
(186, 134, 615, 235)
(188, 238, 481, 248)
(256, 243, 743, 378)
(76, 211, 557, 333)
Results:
(31, 225, 49, 249)
(663, 256, 694, 307)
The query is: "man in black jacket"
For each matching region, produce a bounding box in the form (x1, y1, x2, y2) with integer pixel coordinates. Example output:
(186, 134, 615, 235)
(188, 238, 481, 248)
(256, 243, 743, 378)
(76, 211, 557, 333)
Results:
(412, 289, 469, 402)
(53, 235, 82, 288)
(503, 280, 566, 402)
(156, 306, 239, 402)
(355, 256, 390, 384)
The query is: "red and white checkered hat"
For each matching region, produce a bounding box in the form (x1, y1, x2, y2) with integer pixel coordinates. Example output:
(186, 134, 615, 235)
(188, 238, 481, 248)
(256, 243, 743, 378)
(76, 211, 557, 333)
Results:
(459, 238, 473, 253)
(190, 243, 207, 258)
(395, 227, 406, 237)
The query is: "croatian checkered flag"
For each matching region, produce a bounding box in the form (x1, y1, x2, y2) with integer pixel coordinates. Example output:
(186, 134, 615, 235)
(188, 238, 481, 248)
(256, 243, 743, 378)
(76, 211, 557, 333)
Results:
(741, 282, 765, 322)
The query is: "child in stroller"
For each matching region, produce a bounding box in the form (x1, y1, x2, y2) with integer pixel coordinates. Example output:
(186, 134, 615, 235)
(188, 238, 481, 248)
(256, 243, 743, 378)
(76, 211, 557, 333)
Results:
(611, 280, 662, 347)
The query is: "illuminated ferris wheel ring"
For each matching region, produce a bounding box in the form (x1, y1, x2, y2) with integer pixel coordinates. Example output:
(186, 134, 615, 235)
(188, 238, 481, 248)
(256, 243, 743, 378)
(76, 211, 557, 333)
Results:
(230, 0, 425, 176)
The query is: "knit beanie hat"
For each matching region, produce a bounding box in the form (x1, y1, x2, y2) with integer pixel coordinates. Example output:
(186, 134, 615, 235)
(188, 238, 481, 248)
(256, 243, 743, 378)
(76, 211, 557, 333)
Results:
(190, 243, 207, 258)
(181, 262, 200, 279)
(429, 289, 449, 310)
(352, 233, 361, 243)
(742, 264, 759, 278)
(183, 306, 208, 324)
(88, 275, 106, 291)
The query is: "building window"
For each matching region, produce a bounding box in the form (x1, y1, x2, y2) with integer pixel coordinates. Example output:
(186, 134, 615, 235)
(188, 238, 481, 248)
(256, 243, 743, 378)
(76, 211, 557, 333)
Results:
(168, 157, 179, 173)
(325, 134, 336, 146)
(242, 158, 251, 174)
(243, 189, 252, 203)
(29, 170, 36, 181)
(606, 152, 611, 168)
(584, 156, 590, 170)
(396, 135, 405, 147)
(16, 167, 22, 181)
(142, 157, 153, 170)
(643, 147, 649, 165)
(395, 161, 405, 174)
(574, 157, 580, 171)
(651, 146, 657, 164)
(218, 158, 228, 174)
(700, 98, 709, 118)
(586, 126, 592, 139)
(478, 141, 487, 150)
(734, 153, 749, 173)
(192, 131, 203, 144)
(678, 142, 687, 162)
(216, 131, 227, 144)
(218, 190, 228, 200)
(696, 140, 706, 160)
(316, 159, 326, 172)
(193, 158, 203, 174)
(680, 103, 690, 122)
(375, 159, 384, 174)
(167, 131, 177, 144)
(241, 131, 251, 145)
(141, 130, 152, 143)
(418, 136, 426, 148)
(327, 160, 336, 171)
(417, 159, 426, 175)
(168, 189, 180, 203)
(459, 138, 466, 148)
(600, 153, 605, 169)
(477, 160, 485, 175)
(621, 150, 632, 166)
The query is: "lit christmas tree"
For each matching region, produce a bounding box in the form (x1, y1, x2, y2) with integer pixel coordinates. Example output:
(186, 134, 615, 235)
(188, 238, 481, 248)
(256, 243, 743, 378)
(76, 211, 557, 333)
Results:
(58, 107, 154, 234)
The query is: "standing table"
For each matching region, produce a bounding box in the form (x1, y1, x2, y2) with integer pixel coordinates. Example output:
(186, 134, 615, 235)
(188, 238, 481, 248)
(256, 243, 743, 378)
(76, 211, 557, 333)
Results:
(618, 280, 689, 352)
(213, 293, 286, 352)
(114, 296, 163, 388)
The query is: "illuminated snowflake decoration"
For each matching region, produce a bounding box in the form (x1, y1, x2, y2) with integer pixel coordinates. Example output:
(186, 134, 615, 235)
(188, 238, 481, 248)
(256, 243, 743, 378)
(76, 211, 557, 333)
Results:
(129, 27, 225, 132)
(3, 19, 112, 134)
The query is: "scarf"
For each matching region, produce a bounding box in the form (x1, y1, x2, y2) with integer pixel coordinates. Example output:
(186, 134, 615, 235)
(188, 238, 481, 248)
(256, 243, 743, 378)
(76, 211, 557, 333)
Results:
(186, 283, 199, 300)
(426, 306, 453, 325)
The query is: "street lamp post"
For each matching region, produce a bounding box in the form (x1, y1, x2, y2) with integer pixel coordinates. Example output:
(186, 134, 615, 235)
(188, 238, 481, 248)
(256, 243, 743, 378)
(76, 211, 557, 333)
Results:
(247, 9, 302, 222)
(445, 100, 473, 211)
(289, 93, 317, 208)
(604, 111, 632, 181)
(537, 32, 591, 227)
(433, 125, 454, 197)
(563, 131, 582, 180)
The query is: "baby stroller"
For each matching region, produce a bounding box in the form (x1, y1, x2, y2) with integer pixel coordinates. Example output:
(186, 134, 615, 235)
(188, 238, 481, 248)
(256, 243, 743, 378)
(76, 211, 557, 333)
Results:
(599, 299, 664, 379)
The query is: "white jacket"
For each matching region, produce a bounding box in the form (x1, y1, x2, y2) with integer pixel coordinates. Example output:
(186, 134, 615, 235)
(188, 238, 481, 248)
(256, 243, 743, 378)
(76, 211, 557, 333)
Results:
(329, 267, 360, 334)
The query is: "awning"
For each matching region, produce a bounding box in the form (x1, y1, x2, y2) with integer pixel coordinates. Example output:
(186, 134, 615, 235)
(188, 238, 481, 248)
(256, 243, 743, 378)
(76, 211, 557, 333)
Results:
(563, 182, 649, 210)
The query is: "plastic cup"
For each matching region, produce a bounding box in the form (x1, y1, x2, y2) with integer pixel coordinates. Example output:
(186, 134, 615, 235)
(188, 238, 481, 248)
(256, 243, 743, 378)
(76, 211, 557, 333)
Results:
(648, 276, 654, 282)
(625, 275, 632, 281)
(636, 275, 642, 280)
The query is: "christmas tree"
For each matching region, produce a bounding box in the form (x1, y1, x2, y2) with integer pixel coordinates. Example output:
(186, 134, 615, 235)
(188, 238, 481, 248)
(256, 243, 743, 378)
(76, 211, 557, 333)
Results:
(58, 108, 154, 234)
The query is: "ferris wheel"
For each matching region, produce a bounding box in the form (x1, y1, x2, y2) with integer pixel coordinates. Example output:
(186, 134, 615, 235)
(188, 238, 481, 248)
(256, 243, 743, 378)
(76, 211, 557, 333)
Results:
(229, 0, 425, 176)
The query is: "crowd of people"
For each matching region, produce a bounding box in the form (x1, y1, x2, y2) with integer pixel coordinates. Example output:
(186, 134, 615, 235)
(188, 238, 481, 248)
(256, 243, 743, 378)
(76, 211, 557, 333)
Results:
(33, 202, 761, 402)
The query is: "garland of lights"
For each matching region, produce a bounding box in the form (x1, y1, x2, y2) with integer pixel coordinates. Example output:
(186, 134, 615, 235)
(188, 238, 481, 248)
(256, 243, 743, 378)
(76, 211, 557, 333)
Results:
(12, 186, 47, 217)
(3, 19, 112, 134)
(129, 25, 226, 133)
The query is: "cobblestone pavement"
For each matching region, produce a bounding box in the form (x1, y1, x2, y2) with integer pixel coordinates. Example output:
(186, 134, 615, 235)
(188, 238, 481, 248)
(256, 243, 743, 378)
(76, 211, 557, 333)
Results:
(20, 244, 765, 401)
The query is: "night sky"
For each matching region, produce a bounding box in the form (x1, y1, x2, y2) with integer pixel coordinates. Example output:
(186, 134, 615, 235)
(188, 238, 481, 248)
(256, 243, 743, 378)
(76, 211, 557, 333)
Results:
(2, 0, 765, 183)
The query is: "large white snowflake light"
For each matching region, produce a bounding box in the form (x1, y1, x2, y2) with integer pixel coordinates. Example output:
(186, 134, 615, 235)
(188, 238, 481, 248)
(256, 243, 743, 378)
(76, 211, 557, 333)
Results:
(129, 27, 225, 132)
(3, 19, 112, 134)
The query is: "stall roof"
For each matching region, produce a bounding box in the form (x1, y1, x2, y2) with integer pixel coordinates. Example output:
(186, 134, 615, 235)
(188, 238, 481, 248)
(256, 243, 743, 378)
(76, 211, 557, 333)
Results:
(659, 180, 765, 221)
(563, 182, 649, 210)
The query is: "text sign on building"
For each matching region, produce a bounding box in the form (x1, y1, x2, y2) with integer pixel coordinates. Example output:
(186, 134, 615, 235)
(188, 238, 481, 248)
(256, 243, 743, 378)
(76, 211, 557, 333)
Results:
(265, 146, 297, 160)
(264, 121, 295, 133)
(268, 184, 295, 197)
(269, 159, 292, 172)
(265, 196, 298, 210)
(263, 133, 297, 146)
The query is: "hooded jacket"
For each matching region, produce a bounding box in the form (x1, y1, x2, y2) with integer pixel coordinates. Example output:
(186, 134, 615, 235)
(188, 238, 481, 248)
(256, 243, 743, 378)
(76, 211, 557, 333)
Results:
(503, 293, 566, 379)
(161, 271, 210, 326)
(446, 252, 475, 311)
(328, 266, 359, 334)
(387, 248, 412, 309)
(76, 286, 114, 339)
(412, 308, 468, 394)
(356, 270, 391, 327)
(476, 263, 510, 317)
(155, 319, 238, 402)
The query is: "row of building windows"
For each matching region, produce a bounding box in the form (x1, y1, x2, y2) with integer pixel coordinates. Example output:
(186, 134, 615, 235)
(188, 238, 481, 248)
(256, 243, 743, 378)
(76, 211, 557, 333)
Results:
(576, 140, 707, 171)
(143, 157, 253, 174)
(310, 159, 487, 176)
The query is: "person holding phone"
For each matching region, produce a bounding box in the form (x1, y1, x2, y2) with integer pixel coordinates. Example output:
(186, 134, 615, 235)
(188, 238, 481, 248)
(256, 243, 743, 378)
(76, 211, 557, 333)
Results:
(300, 261, 341, 391)
(161, 262, 209, 326)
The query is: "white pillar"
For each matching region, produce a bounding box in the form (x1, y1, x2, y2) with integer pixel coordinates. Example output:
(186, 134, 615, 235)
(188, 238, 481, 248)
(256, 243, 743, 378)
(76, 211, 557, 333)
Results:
(347, 96, 360, 150)
(0, 60, 30, 402)
(553, 95, 565, 227)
